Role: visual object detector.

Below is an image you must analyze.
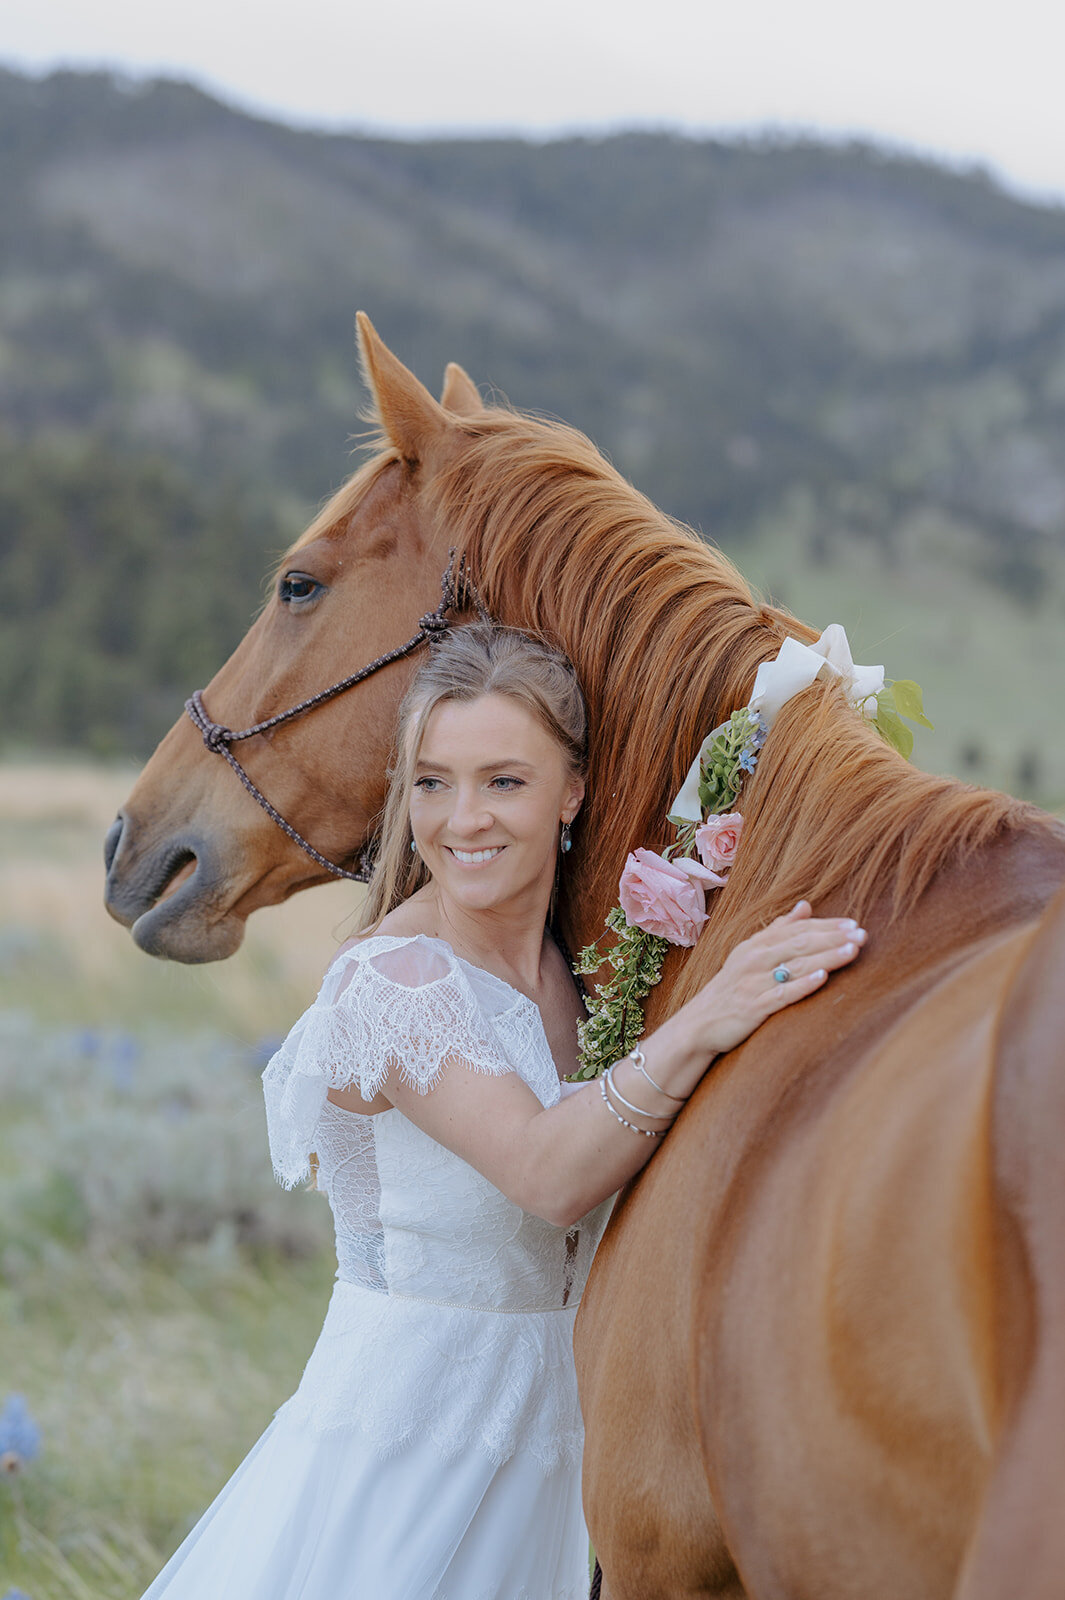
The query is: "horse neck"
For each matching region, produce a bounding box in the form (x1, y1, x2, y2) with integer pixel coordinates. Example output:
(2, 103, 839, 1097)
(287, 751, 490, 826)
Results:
(427, 420, 1035, 1001)
(668, 688, 1041, 1009)
(428, 424, 799, 950)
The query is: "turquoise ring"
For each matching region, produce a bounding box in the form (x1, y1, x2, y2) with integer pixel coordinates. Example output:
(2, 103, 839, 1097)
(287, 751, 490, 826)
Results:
(772, 965, 792, 983)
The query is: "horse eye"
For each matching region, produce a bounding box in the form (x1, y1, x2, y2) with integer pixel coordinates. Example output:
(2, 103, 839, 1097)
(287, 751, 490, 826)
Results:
(279, 572, 322, 604)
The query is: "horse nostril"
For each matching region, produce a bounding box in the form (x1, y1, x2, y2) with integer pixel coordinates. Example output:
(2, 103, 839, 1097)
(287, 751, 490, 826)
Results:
(104, 816, 124, 874)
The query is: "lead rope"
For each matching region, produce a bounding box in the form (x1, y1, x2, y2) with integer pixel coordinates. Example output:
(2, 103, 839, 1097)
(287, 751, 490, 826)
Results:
(185, 552, 484, 883)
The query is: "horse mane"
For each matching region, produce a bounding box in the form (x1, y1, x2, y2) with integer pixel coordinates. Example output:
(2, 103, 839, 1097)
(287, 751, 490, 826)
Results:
(426, 407, 1047, 991)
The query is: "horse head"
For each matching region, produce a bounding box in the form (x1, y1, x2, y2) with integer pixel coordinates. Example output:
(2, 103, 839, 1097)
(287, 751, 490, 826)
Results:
(104, 317, 487, 962)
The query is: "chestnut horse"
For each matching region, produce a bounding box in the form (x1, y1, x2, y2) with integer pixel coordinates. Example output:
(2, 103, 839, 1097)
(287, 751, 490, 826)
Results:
(106, 318, 1065, 1598)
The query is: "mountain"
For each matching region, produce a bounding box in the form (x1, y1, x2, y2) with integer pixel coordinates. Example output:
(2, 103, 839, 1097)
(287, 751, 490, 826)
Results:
(2, 66, 1063, 800)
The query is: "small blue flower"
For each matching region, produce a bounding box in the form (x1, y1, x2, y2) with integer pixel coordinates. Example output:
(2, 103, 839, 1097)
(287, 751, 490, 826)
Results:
(3, 1588, 34, 1599)
(0, 1394, 41, 1475)
(107, 1032, 139, 1092)
(250, 1035, 284, 1069)
(738, 747, 759, 774)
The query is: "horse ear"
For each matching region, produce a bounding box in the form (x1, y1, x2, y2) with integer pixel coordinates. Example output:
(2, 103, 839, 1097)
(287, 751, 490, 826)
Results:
(356, 312, 451, 465)
(440, 362, 483, 417)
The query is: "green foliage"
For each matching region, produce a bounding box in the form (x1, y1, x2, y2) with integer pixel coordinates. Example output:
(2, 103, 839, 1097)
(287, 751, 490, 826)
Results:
(873, 679, 935, 760)
(576, 704, 768, 1076)
(572, 908, 669, 1080)
(694, 708, 767, 816)
(0, 432, 298, 755)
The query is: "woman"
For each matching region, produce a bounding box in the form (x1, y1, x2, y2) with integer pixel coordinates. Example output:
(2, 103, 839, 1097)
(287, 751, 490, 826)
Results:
(143, 624, 865, 1600)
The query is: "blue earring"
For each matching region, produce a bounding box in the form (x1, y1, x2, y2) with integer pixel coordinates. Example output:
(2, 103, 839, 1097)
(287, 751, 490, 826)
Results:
(560, 821, 572, 854)
(410, 839, 417, 853)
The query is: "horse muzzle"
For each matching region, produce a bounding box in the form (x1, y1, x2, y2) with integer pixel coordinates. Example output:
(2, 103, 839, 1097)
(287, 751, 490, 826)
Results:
(104, 814, 245, 963)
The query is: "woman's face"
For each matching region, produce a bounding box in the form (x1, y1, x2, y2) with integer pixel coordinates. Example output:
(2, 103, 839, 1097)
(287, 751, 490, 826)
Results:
(409, 693, 584, 918)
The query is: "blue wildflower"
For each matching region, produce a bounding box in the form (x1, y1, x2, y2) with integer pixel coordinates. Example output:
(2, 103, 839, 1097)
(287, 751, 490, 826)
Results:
(738, 746, 759, 774)
(108, 1032, 139, 1092)
(0, 1394, 41, 1476)
(250, 1035, 284, 1069)
(3, 1589, 34, 1599)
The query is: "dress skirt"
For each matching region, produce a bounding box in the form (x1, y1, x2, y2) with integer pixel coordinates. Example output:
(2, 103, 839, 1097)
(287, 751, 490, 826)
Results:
(141, 1282, 593, 1600)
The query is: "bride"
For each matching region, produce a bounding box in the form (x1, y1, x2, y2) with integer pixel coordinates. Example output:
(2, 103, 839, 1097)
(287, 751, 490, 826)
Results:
(142, 623, 864, 1600)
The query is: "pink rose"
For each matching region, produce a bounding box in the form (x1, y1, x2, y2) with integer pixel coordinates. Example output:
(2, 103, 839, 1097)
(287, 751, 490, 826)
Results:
(695, 813, 744, 873)
(618, 848, 726, 947)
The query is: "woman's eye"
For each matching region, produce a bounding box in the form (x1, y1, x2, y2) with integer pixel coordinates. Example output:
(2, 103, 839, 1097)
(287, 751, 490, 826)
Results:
(414, 777, 442, 792)
(278, 572, 323, 604)
(490, 777, 524, 791)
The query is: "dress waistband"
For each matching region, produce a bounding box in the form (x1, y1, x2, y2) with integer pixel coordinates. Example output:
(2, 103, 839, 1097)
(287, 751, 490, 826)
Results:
(335, 1280, 578, 1316)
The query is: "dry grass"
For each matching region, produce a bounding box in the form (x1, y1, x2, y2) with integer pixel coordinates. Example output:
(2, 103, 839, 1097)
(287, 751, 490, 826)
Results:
(0, 760, 362, 1036)
(0, 760, 346, 1599)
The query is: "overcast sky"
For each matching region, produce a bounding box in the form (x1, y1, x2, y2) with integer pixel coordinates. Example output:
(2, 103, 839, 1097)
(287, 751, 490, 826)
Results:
(5, 0, 1065, 204)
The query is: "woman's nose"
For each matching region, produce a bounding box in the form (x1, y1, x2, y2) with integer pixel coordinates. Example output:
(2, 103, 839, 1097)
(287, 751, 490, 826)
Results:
(449, 787, 493, 834)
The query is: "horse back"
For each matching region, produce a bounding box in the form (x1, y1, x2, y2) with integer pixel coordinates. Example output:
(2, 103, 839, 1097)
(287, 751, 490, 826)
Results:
(578, 819, 1065, 1599)
(953, 876, 1065, 1598)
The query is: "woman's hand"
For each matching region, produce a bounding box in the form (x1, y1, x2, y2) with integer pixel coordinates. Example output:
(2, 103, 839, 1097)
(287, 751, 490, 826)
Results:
(379, 901, 866, 1230)
(693, 900, 865, 1057)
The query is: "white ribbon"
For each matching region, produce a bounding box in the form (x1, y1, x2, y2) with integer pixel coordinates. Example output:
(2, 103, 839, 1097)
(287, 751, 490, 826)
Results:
(670, 625, 884, 822)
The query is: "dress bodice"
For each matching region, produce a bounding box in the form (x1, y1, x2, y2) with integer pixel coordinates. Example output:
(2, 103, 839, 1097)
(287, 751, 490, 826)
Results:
(263, 935, 610, 1314)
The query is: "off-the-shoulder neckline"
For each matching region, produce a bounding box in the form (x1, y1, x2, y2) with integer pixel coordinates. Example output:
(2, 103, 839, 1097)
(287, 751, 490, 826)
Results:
(334, 931, 542, 1015)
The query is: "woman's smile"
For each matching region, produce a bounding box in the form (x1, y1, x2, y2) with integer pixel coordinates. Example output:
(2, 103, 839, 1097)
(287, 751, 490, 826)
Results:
(408, 695, 583, 918)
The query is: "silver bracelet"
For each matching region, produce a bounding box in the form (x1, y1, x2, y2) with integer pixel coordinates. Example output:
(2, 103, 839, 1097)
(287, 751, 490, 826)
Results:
(599, 1074, 664, 1138)
(604, 1063, 677, 1123)
(629, 1043, 687, 1104)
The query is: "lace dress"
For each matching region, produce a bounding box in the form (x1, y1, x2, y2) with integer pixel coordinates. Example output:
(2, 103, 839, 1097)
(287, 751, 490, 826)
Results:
(141, 934, 612, 1600)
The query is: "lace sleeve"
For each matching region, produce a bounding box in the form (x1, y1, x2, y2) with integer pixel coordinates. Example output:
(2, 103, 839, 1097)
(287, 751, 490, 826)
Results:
(262, 936, 517, 1187)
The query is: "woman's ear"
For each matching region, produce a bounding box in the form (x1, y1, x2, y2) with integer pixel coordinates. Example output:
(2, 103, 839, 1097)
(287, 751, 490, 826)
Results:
(562, 776, 586, 825)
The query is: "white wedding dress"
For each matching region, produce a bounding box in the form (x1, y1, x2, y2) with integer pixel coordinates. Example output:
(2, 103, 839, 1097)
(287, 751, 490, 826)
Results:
(142, 934, 612, 1600)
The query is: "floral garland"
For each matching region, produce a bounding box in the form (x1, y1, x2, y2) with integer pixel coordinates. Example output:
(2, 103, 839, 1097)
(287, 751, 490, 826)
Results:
(571, 627, 932, 1080)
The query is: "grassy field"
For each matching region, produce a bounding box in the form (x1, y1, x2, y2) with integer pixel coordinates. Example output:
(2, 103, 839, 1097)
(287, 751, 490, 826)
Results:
(0, 763, 357, 1599)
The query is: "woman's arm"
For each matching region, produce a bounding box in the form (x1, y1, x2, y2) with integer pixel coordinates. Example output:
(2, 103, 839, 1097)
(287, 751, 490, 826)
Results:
(385, 902, 865, 1227)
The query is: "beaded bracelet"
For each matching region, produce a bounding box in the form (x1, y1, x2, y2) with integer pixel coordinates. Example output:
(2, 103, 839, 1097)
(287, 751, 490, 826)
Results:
(629, 1043, 687, 1104)
(604, 1063, 676, 1123)
(600, 1073, 665, 1138)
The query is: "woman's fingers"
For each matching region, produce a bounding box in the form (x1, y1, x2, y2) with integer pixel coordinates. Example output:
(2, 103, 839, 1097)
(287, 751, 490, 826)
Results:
(763, 939, 861, 988)
(737, 922, 866, 974)
(759, 916, 865, 956)
(776, 926, 866, 962)
(727, 916, 866, 990)
(766, 964, 831, 1008)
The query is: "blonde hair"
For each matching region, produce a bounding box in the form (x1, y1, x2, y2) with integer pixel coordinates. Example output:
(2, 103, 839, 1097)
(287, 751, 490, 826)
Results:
(357, 623, 587, 931)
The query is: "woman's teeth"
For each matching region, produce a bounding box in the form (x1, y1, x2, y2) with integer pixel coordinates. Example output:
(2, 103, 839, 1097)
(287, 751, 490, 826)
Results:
(450, 847, 504, 863)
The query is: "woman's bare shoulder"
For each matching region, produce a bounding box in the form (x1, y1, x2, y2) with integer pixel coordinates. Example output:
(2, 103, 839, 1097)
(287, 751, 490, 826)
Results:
(332, 895, 439, 961)
(375, 896, 440, 940)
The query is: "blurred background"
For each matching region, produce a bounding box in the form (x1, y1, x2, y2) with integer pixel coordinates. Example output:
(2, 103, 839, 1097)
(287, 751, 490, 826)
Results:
(1, 1, 1064, 1592)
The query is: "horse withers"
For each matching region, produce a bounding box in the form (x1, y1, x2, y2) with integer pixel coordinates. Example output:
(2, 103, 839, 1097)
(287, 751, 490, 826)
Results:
(105, 316, 1065, 1598)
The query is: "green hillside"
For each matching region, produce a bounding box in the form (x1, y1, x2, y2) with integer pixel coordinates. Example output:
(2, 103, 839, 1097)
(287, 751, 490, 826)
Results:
(2, 66, 1064, 800)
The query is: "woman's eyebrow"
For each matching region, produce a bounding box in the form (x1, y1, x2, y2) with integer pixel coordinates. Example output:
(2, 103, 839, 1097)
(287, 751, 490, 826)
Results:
(413, 757, 538, 774)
